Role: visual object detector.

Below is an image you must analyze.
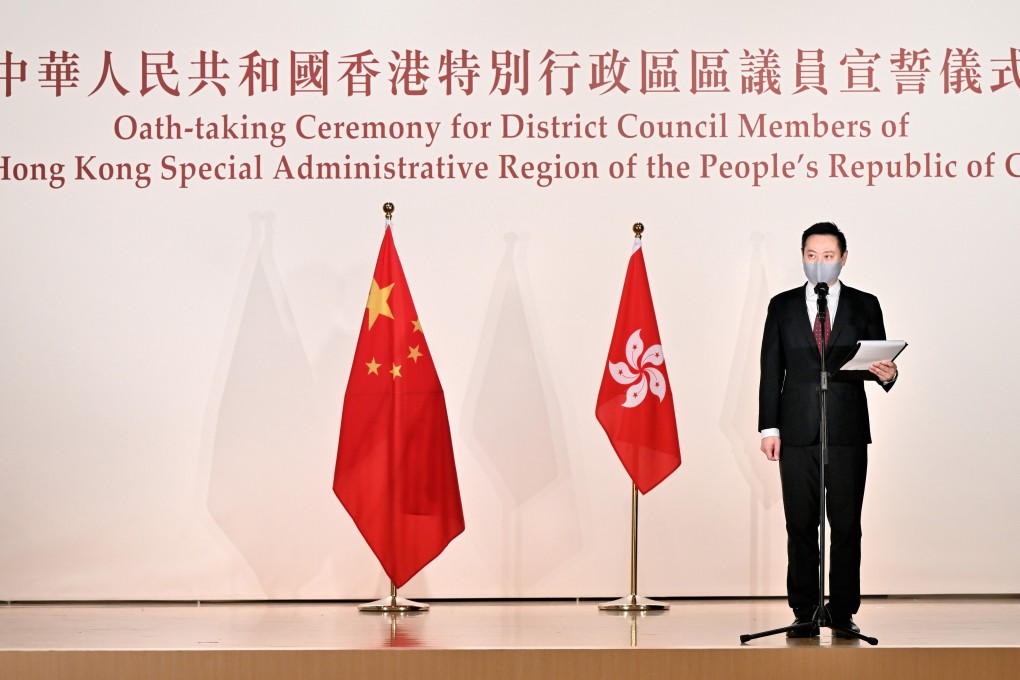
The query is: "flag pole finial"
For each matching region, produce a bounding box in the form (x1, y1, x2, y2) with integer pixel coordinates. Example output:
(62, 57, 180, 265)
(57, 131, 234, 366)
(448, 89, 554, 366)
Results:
(632, 222, 644, 238)
(383, 202, 395, 220)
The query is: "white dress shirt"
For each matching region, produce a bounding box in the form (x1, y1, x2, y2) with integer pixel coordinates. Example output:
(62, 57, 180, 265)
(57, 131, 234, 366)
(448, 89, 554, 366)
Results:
(807, 280, 840, 328)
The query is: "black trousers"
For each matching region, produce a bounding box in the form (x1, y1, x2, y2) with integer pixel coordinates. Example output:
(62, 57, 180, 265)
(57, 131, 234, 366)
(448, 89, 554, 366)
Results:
(779, 444, 868, 620)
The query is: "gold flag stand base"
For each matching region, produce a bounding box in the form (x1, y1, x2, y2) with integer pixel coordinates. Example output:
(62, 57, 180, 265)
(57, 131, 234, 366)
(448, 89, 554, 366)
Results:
(598, 594, 670, 611)
(358, 582, 429, 612)
(597, 482, 670, 612)
(357, 596, 430, 613)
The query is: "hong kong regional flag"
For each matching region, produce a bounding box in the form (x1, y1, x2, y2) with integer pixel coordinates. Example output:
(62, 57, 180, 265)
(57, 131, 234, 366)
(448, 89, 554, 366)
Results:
(596, 237, 681, 494)
(334, 219, 464, 588)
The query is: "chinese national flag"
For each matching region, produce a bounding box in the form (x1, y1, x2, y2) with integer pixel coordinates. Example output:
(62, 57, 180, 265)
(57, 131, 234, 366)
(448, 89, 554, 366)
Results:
(596, 238, 681, 494)
(333, 221, 464, 588)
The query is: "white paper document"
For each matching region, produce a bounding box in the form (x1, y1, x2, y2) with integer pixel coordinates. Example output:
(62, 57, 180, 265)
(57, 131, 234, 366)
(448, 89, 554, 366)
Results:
(838, 340, 908, 371)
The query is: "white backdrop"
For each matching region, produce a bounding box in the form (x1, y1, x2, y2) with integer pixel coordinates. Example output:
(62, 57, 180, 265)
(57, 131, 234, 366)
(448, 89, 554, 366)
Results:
(2, 0, 1019, 600)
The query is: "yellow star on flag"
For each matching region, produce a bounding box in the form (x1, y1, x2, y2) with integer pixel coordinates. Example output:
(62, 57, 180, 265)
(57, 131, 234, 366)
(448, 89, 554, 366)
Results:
(412, 319, 423, 333)
(408, 345, 423, 363)
(366, 279, 395, 329)
(389, 363, 402, 379)
(365, 357, 381, 375)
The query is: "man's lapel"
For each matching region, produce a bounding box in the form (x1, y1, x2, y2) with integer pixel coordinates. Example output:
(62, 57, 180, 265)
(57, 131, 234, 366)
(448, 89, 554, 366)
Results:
(826, 284, 852, 357)
(793, 284, 816, 349)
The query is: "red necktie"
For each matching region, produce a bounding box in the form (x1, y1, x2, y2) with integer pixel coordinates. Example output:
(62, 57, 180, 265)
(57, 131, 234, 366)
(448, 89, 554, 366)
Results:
(813, 308, 831, 356)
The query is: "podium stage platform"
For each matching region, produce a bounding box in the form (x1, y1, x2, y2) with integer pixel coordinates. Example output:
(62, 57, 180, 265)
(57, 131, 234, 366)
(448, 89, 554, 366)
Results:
(2, 597, 1017, 680)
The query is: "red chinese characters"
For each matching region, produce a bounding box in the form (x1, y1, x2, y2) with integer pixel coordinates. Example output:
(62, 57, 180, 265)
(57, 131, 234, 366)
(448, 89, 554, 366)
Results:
(2, 46, 1019, 97)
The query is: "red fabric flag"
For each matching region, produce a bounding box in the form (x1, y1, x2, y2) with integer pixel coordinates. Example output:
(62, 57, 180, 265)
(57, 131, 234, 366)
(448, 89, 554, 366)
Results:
(334, 221, 464, 588)
(596, 238, 682, 494)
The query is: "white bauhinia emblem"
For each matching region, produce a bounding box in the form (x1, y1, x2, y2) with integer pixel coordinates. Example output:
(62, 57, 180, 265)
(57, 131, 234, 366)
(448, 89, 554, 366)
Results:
(608, 329, 668, 408)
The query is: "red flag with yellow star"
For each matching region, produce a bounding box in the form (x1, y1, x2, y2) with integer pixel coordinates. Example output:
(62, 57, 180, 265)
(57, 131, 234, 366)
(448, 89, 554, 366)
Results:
(334, 220, 464, 588)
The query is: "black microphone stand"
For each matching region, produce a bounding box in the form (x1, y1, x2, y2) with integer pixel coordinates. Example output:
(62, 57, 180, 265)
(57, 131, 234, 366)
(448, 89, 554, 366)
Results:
(741, 282, 878, 645)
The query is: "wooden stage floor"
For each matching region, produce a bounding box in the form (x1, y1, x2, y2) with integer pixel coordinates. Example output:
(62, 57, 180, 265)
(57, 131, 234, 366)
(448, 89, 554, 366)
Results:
(1, 597, 1018, 679)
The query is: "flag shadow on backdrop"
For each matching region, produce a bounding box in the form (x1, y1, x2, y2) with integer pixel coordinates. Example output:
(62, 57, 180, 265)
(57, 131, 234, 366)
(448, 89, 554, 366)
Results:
(462, 232, 581, 594)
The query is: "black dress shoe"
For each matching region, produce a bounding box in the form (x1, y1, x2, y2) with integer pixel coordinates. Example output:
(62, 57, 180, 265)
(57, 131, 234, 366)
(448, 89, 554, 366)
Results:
(831, 618, 860, 639)
(786, 617, 820, 638)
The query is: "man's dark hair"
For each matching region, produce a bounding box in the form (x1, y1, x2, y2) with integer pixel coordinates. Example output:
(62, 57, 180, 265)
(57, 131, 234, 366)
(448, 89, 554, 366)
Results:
(801, 221, 847, 254)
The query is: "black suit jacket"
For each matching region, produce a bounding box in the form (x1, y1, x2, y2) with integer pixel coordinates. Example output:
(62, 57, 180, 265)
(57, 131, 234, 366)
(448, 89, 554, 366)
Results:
(758, 283, 894, 446)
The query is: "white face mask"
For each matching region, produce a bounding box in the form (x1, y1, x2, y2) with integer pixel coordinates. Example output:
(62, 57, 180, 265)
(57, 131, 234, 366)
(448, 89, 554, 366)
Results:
(803, 259, 843, 285)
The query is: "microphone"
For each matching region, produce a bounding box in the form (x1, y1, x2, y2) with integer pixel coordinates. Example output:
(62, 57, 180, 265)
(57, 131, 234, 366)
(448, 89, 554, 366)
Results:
(815, 281, 829, 326)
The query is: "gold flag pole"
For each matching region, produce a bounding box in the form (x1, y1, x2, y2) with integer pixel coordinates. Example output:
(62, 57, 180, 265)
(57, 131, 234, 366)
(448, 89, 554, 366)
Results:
(356, 202, 430, 614)
(598, 223, 670, 612)
(597, 483, 668, 610)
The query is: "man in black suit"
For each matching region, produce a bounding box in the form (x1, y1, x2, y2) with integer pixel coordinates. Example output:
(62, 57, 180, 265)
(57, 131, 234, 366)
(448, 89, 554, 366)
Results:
(759, 222, 897, 637)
